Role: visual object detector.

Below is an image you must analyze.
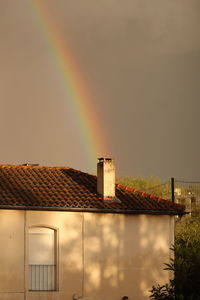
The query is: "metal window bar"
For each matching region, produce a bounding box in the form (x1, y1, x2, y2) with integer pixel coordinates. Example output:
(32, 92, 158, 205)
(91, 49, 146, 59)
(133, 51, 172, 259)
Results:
(29, 264, 56, 291)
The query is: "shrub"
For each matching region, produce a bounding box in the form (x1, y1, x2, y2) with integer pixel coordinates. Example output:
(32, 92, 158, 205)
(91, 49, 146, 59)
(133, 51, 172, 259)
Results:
(149, 283, 175, 300)
(174, 216, 200, 298)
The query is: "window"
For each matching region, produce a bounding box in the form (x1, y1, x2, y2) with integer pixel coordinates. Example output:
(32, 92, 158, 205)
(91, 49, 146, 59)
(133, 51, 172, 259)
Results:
(28, 227, 57, 291)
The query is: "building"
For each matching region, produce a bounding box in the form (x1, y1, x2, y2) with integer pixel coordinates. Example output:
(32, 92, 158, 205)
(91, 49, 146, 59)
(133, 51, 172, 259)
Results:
(175, 187, 200, 217)
(0, 158, 185, 300)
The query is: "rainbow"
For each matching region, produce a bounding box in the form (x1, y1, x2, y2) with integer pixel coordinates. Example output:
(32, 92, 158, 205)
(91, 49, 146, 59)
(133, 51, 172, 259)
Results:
(28, 0, 109, 171)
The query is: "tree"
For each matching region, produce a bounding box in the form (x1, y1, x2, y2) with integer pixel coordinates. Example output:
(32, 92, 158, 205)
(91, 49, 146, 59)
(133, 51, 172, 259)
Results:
(117, 176, 171, 199)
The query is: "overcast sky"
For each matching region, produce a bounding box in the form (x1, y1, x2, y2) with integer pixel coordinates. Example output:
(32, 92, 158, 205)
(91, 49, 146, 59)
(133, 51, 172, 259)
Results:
(0, 0, 200, 180)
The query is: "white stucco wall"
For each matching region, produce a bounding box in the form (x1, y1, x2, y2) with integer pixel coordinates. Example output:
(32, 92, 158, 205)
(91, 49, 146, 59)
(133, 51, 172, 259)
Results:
(0, 209, 174, 300)
(0, 210, 25, 297)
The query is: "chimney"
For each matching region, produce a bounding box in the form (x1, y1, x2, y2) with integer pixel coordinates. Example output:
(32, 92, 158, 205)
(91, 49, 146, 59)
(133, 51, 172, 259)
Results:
(97, 158, 115, 199)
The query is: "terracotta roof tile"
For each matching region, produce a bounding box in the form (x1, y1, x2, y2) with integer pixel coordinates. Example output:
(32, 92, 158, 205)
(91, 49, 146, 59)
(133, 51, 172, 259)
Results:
(0, 164, 185, 215)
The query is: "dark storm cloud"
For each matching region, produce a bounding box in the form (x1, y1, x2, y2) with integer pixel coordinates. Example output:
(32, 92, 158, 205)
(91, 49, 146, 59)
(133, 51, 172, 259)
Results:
(0, 0, 199, 179)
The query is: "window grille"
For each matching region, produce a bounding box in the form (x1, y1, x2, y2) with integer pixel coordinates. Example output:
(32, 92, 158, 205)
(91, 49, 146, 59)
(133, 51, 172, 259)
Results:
(29, 264, 56, 291)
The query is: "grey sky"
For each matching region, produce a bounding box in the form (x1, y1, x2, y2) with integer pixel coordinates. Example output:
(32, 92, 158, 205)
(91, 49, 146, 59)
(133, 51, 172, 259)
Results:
(0, 0, 200, 180)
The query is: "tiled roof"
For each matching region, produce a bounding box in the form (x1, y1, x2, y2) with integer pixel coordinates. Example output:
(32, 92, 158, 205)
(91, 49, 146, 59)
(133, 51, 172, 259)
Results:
(0, 164, 185, 215)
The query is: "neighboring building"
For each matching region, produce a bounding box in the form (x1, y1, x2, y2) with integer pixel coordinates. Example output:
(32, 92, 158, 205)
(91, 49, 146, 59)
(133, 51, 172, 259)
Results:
(0, 158, 185, 300)
(175, 187, 200, 217)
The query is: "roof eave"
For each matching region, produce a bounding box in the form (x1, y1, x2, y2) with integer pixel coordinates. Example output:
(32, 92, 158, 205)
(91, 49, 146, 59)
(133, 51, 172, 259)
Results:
(0, 205, 186, 216)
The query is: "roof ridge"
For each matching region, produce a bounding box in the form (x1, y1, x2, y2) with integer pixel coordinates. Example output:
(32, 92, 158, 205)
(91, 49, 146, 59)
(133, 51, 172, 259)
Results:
(0, 164, 97, 179)
(66, 167, 96, 176)
(0, 164, 71, 169)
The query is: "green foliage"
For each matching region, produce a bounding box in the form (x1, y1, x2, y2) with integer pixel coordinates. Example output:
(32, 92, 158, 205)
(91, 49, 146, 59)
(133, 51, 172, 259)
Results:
(174, 216, 200, 298)
(117, 176, 161, 190)
(117, 176, 170, 198)
(149, 283, 175, 300)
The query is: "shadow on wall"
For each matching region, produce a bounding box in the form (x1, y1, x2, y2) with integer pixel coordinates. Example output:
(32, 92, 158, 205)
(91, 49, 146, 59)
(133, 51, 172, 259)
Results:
(59, 212, 172, 300)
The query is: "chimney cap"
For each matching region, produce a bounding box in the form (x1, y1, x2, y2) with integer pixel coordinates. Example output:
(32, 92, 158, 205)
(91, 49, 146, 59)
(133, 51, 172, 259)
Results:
(98, 157, 113, 162)
(21, 163, 39, 166)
